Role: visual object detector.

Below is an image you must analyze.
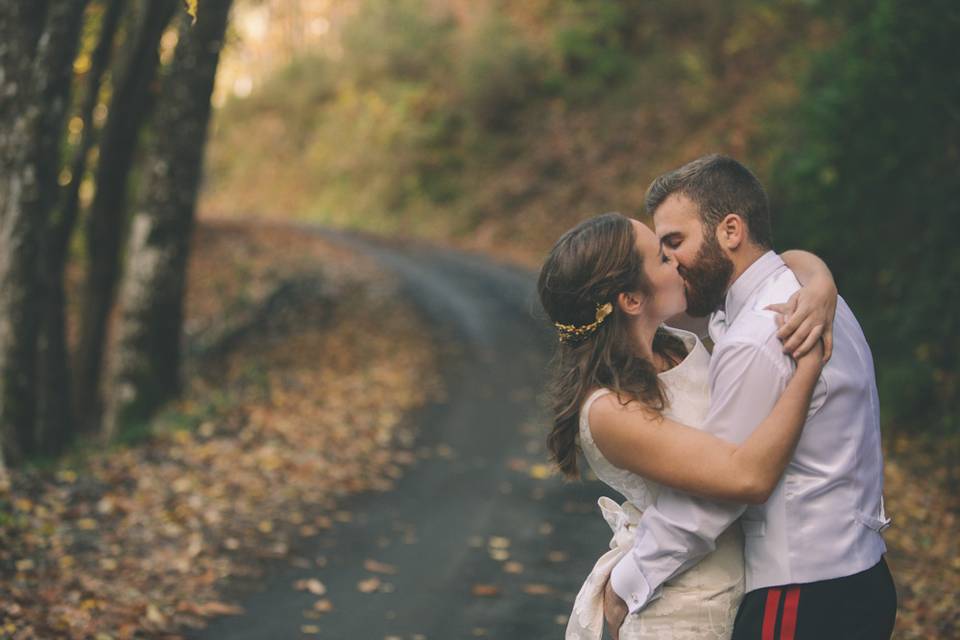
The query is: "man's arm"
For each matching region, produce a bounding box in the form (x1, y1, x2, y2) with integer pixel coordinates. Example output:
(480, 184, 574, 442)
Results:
(609, 333, 793, 614)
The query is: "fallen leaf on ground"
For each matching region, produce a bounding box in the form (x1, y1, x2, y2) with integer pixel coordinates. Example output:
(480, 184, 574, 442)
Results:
(358, 577, 382, 593)
(364, 558, 398, 574)
(294, 578, 327, 595)
(522, 583, 554, 596)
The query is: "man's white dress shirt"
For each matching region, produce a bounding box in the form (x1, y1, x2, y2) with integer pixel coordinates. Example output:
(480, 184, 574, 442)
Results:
(610, 250, 889, 613)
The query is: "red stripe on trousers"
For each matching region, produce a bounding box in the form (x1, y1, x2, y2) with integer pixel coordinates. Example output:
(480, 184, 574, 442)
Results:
(780, 586, 801, 640)
(762, 588, 782, 640)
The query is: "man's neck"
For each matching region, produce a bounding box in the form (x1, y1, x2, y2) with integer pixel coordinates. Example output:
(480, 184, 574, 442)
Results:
(724, 245, 768, 295)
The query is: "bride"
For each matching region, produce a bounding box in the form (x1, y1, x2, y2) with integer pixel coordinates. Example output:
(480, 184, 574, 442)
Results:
(536, 212, 835, 639)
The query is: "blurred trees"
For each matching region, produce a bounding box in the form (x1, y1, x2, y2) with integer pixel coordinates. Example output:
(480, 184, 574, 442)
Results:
(208, 0, 957, 437)
(770, 0, 960, 436)
(0, 0, 233, 470)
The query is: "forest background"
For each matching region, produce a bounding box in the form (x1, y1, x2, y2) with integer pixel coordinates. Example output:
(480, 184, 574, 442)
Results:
(0, 0, 956, 636)
(207, 0, 957, 444)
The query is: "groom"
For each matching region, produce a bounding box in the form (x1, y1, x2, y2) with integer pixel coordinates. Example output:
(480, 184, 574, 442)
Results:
(602, 155, 897, 639)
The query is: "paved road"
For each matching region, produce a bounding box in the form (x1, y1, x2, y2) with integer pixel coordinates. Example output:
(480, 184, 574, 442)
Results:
(190, 227, 616, 639)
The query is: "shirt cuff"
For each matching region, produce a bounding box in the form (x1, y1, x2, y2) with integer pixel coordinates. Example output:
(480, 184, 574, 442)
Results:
(610, 553, 663, 615)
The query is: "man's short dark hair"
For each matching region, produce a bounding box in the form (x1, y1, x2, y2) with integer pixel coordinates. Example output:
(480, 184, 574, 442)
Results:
(645, 154, 774, 249)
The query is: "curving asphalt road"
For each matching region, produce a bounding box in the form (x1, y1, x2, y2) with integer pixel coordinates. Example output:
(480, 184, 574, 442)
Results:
(189, 225, 617, 639)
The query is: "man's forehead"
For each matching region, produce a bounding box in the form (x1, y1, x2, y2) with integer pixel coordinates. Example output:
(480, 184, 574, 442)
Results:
(652, 213, 685, 239)
(652, 194, 697, 235)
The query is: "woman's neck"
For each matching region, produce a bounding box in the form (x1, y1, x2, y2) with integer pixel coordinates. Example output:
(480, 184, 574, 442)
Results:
(630, 316, 672, 373)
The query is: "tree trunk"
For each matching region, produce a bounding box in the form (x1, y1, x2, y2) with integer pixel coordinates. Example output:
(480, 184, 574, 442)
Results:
(39, 0, 126, 456)
(0, 0, 87, 465)
(73, 0, 177, 434)
(33, 1, 96, 456)
(102, 0, 233, 440)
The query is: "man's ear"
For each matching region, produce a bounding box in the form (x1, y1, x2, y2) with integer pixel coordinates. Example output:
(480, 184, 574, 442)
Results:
(715, 213, 746, 251)
(617, 290, 645, 316)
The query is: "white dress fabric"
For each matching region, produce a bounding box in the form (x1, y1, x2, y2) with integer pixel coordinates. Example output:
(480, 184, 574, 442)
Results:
(565, 327, 745, 640)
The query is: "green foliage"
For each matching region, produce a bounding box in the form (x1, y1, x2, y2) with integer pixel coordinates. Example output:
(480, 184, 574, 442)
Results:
(339, 0, 456, 87)
(547, 1, 638, 97)
(456, 13, 544, 130)
(209, 0, 959, 437)
(770, 0, 960, 433)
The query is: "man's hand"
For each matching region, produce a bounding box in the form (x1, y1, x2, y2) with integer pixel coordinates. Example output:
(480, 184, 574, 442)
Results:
(765, 279, 837, 364)
(603, 577, 628, 640)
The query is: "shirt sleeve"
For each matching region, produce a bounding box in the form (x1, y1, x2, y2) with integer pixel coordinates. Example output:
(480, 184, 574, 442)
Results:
(610, 334, 794, 614)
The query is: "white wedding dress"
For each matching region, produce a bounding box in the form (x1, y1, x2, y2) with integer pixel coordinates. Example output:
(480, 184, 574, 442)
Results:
(566, 326, 745, 640)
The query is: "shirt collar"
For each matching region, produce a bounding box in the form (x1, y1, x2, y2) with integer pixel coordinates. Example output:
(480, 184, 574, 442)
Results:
(719, 250, 785, 324)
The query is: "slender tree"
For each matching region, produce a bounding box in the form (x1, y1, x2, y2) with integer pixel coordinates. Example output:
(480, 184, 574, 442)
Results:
(1, 1, 89, 466)
(103, 0, 234, 439)
(73, 0, 177, 434)
(36, 0, 124, 455)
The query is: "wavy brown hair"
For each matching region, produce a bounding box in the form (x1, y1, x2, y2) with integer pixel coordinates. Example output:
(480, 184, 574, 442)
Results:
(537, 212, 687, 479)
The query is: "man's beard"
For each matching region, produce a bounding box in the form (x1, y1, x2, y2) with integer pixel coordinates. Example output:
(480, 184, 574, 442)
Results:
(677, 234, 734, 317)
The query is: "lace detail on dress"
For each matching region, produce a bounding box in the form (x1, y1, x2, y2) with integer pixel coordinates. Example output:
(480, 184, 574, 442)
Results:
(566, 326, 745, 640)
(578, 388, 660, 510)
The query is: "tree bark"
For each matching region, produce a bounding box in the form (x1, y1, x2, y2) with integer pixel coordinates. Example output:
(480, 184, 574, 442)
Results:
(32, 1, 97, 456)
(103, 0, 233, 439)
(39, 0, 126, 455)
(73, 0, 177, 434)
(0, 0, 88, 465)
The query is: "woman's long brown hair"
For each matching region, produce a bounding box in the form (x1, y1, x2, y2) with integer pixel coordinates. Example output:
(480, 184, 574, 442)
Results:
(537, 212, 687, 479)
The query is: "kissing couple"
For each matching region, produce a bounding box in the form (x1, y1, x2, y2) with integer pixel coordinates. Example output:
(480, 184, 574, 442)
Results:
(537, 154, 897, 639)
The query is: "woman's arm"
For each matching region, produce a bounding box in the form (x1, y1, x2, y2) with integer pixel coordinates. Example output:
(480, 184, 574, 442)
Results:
(588, 344, 824, 504)
(778, 250, 838, 362)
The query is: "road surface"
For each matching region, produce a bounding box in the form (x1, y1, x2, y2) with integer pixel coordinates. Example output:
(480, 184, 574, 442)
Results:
(190, 226, 617, 639)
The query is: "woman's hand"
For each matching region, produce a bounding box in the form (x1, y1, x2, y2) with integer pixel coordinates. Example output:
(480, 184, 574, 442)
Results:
(793, 335, 826, 379)
(765, 279, 837, 364)
(603, 577, 628, 640)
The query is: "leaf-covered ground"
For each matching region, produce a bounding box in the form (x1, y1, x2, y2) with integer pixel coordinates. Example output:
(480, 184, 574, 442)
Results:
(0, 219, 444, 638)
(881, 436, 960, 638)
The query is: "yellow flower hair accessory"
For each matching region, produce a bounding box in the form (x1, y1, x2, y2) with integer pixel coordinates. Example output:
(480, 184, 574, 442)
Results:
(554, 301, 614, 344)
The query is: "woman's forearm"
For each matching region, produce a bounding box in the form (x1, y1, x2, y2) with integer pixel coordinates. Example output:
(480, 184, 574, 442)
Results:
(730, 365, 820, 503)
(781, 249, 834, 288)
(589, 356, 824, 503)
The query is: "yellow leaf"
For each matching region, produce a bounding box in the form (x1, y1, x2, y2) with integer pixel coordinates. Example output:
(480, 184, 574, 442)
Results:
(357, 576, 381, 593)
(489, 549, 509, 561)
(547, 550, 569, 562)
(488, 536, 510, 549)
(529, 464, 552, 479)
(471, 584, 500, 597)
(183, 0, 198, 24)
(78, 517, 97, 530)
(363, 558, 397, 575)
(522, 583, 553, 596)
(503, 561, 524, 574)
(293, 578, 327, 595)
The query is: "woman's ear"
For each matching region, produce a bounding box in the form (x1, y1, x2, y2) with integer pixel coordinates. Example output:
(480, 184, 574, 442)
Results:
(617, 290, 646, 316)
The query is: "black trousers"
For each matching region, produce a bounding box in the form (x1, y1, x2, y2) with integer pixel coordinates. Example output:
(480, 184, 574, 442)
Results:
(731, 556, 897, 640)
